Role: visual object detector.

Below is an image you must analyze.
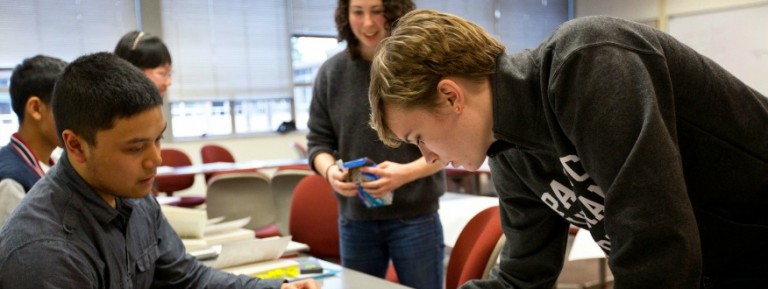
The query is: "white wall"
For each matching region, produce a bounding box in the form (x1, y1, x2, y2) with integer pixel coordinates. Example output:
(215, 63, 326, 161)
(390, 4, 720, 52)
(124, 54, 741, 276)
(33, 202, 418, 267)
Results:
(575, 0, 768, 28)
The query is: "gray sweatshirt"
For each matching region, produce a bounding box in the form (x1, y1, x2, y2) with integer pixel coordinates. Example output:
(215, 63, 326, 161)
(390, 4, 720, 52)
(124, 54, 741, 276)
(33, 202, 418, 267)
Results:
(463, 16, 768, 289)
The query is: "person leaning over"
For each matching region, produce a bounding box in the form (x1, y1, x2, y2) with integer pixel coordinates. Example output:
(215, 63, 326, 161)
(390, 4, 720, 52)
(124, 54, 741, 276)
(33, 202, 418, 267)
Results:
(0, 52, 318, 289)
(0, 55, 67, 227)
(368, 10, 768, 289)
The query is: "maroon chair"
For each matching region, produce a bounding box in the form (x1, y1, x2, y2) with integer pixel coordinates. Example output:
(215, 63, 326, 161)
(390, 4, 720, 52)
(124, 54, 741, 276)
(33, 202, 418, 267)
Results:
(275, 164, 311, 171)
(155, 148, 206, 208)
(445, 167, 479, 194)
(290, 141, 308, 159)
(446, 205, 503, 289)
(200, 144, 259, 183)
(289, 174, 340, 261)
(387, 206, 504, 287)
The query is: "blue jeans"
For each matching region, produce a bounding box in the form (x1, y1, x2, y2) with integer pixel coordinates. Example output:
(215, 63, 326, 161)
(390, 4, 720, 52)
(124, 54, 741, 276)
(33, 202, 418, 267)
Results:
(340, 211, 445, 289)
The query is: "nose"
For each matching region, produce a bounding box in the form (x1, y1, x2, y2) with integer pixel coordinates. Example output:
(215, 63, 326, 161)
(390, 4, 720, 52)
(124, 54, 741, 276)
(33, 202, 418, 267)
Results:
(145, 143, 163, 169)
(363, 12, 375, 28)
(417, 143, 440, 164)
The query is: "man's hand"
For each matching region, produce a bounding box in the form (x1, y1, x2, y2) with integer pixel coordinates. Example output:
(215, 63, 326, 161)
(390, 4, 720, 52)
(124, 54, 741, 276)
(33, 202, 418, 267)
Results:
(281, 279, 320, 289)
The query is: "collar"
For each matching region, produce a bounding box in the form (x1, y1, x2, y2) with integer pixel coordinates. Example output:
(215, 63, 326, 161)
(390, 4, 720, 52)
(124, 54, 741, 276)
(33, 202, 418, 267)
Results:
(490, 52, 556, 153)
(54, 153, 121, 226)
(486, 140, 516, 157)
(9, 133, 50, 178)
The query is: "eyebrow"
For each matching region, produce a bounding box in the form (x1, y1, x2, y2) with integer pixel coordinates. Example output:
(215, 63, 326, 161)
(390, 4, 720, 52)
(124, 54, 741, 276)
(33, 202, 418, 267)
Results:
(126, 124, 167, 144)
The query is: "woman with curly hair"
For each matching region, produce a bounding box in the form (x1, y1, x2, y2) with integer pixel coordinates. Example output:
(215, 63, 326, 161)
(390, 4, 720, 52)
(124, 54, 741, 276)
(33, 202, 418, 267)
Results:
(306, 1, 446, 288)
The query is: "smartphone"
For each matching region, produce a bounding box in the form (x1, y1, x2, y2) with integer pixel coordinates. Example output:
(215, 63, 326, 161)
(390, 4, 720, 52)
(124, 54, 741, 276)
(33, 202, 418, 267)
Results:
(339, 157, 393, 208)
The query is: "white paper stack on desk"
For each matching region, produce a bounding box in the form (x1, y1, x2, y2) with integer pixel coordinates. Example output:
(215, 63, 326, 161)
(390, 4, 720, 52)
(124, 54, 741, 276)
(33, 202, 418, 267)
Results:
(160, 205, 255, 251)
(209, 236, 300, 279)
(159, 205, 310, 259)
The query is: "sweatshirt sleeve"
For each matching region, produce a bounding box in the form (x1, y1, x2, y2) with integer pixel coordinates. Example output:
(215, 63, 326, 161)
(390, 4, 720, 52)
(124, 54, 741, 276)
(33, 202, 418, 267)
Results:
(305, 60, 338, 173)
(462, 152, 571, 289)
(547, 44, 702, 288)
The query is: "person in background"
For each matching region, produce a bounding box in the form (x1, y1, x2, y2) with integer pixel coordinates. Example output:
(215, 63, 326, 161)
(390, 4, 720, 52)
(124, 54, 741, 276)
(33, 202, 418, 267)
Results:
(368, 10, 768, 289)
(115, 30, 173, 97)
(306, 1, 446, 288)
(0, 52, 318, 289)
(0, 55, 67, 227)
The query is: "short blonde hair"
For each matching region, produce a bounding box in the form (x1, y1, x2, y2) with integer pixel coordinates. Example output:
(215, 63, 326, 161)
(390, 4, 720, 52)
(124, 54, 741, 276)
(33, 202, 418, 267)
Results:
(369, 9, 505, 147)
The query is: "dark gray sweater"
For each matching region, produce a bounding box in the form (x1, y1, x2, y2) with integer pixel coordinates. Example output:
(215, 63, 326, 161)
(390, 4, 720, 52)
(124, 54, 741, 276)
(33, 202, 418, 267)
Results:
(306, 51, 445, 220)
(463, 16, 768, 289)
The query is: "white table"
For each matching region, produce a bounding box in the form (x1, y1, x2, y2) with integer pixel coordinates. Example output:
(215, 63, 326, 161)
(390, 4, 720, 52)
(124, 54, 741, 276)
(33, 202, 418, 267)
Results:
(308, 258, 412, 289)
(156, 158, 308, 177)
(438, 192, 499, 248)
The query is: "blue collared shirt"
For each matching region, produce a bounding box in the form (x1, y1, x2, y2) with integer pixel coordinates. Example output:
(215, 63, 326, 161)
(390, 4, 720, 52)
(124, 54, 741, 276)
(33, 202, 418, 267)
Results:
(0, 153, 284, 289)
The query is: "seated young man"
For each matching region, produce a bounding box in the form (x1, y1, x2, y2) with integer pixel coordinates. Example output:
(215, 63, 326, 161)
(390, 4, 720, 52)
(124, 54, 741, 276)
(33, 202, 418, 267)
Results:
(0, 52, 317, 289)
(0, 55, 67, 226)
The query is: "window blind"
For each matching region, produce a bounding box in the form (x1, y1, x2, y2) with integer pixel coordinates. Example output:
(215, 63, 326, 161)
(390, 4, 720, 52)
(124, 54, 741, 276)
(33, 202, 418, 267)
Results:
(290, 0, 337, 37)
(161, 0, 291, 101)
(0, 0, 136, 67)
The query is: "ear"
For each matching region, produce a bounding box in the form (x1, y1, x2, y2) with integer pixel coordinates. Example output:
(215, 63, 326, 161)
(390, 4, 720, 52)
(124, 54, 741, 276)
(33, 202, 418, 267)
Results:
(436, 79, 465, 114)
(25, 96, 44, 121)
(62, 130, 88, 164)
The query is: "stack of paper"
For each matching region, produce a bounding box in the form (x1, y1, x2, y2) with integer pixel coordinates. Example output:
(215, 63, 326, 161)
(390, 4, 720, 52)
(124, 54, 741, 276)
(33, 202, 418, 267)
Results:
(213, 236, 299, 279)
(161, 206, 254, 251)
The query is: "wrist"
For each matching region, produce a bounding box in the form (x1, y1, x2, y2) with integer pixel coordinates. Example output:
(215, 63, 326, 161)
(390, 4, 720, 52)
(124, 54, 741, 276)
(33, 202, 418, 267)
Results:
(324, 163, 337, 183)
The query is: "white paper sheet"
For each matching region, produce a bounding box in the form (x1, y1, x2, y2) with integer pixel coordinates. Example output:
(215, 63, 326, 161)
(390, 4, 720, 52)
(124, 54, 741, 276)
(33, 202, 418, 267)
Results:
(213, 236, 292, 269)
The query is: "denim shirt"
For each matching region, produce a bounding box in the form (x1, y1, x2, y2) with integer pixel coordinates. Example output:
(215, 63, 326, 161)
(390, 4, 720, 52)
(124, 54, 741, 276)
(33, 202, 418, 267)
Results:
(0, 154, 284, 289)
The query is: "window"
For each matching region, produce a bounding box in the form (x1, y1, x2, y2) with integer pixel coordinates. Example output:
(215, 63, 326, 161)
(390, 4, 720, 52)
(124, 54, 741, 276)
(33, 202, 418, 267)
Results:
(159, 0, 569, 140)
(0, 69, 14, 143)
(161, 0, 294, 138)
(0, 0, 135, 142)
(291, 36, 346, 131)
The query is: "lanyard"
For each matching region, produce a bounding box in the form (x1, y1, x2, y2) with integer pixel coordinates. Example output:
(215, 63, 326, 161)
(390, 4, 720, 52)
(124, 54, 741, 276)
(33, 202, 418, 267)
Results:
(9, 133, 47, 178)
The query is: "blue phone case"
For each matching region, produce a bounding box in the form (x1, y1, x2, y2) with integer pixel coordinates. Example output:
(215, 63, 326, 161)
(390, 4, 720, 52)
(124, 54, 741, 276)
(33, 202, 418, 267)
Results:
(340, 158, 392, 208)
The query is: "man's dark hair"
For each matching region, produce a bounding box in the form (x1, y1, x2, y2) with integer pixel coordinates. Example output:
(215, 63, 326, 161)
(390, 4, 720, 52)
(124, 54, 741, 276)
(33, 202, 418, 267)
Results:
(9, 55, 67, 122)
(52, 52, 163, 146)
(114, 30, 172, 69)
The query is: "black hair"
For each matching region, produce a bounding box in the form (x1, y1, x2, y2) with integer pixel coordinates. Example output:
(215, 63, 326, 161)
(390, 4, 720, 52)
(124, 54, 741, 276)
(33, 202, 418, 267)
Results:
(114, 30, 172, 69)
(9, 55, 67, 122)
(52, 52, 163, 146)
(335, 0, 415, 59)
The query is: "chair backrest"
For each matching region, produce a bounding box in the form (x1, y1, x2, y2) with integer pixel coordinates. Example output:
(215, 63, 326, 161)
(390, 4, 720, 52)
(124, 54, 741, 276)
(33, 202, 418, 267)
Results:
(289, 174, 340, 260)
(200, 144, 237, 182)
(275, 164, 311, 171)
(446, 205, 503, 289)
(290, 141, 308, 159)
(156, 148, 195, 196)
(206, 172, 276, 231)
(271, 169, 313, 235)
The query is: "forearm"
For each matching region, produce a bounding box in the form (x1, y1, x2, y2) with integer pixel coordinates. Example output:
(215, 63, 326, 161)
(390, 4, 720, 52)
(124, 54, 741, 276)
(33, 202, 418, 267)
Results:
(312, 152, 338, 181)
(401, 156, 444, 183)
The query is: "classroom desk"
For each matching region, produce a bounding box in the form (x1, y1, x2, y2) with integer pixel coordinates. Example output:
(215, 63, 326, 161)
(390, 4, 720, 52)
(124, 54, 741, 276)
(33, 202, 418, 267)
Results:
(307, 258, 412, 289)
(438, 192, 499, 248)
(156, 158, 308, 177)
